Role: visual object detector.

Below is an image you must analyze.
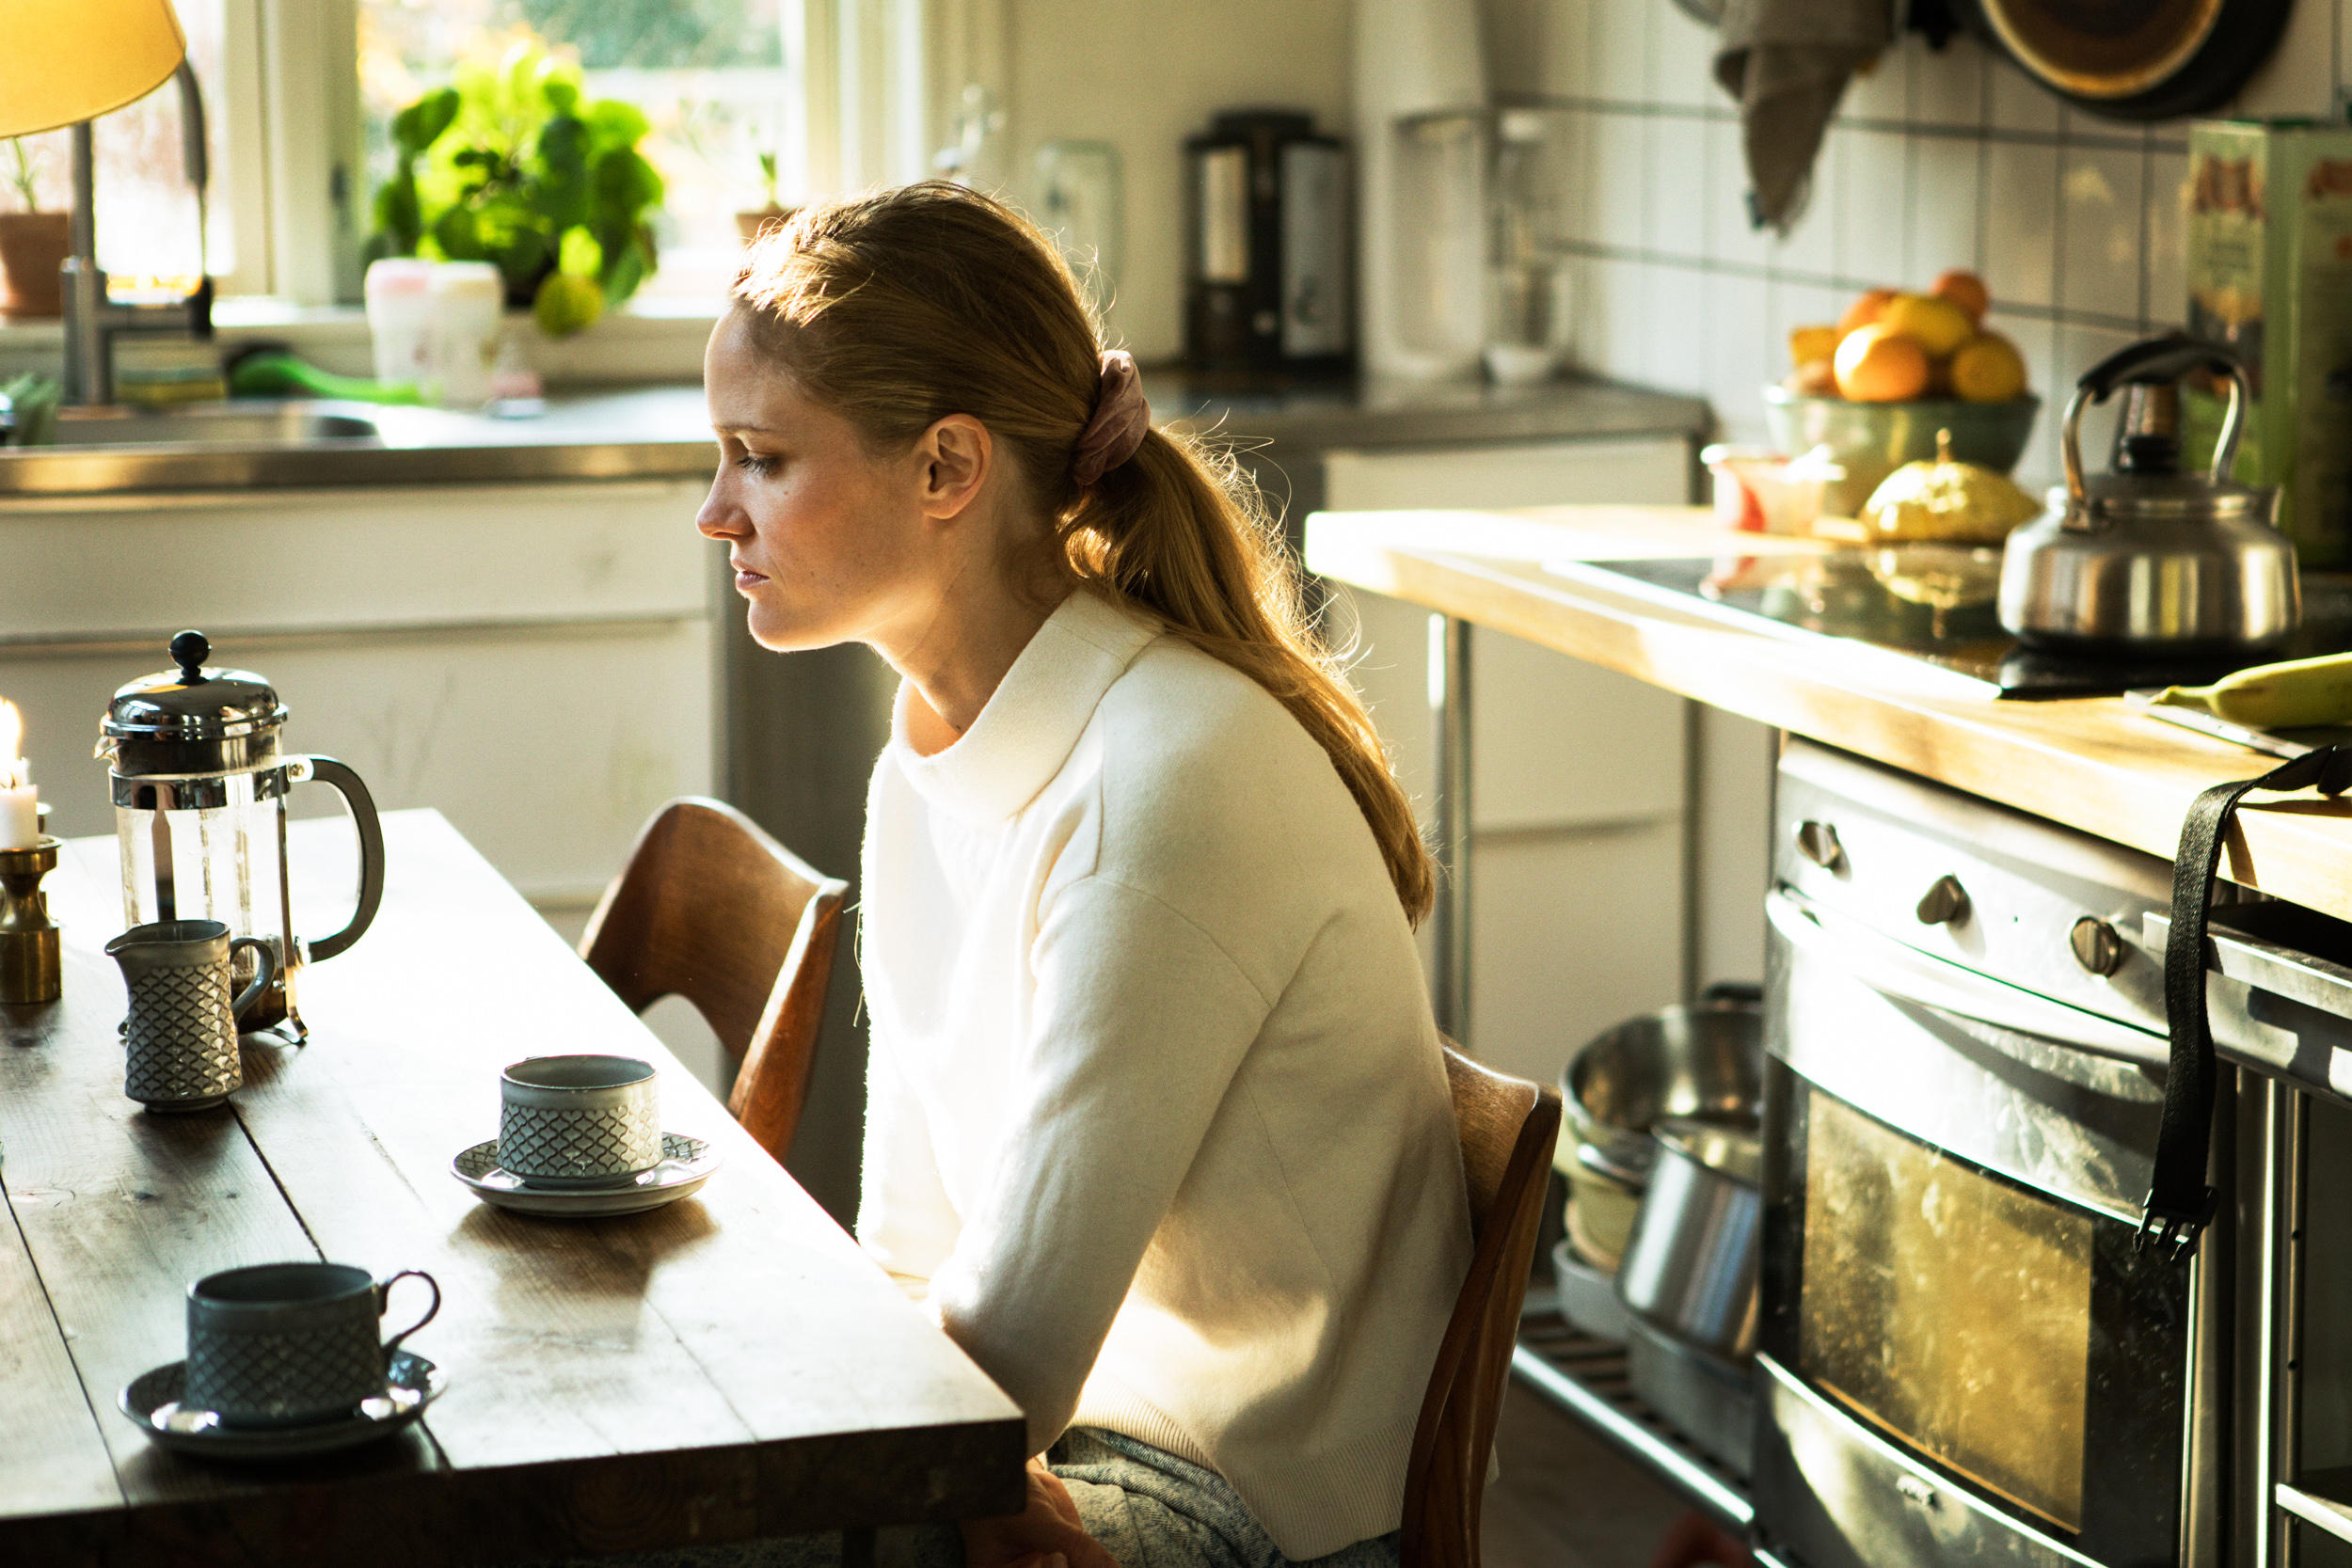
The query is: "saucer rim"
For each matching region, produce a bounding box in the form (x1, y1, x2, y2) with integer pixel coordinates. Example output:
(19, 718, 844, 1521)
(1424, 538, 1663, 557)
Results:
(448, 1134, 722, 1216)
(118, 1351, 444, 1458)
(452, 1132, 719, 1195)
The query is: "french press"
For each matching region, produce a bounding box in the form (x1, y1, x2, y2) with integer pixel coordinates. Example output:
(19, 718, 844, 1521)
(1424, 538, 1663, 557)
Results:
(96, 631, 385, 1043)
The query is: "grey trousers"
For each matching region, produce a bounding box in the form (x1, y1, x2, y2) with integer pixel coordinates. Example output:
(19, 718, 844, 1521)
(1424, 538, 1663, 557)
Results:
(518, 1428, 1403, 1568)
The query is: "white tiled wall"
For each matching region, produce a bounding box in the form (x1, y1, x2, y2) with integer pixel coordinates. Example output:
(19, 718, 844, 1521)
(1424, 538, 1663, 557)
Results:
(1515, 0, 2352, 490)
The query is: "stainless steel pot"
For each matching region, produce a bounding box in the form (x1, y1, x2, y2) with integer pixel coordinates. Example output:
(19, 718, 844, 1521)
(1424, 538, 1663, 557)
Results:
(1559, 990, 1760, 1273)
(1561, 990, 1761, 1185)
(1997, 336, 2298, 652)
(1614, 1118, 1761, 1362)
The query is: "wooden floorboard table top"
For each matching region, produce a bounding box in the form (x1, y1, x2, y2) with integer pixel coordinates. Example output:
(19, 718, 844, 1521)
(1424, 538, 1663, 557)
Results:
(0, 809, 1025, 1566)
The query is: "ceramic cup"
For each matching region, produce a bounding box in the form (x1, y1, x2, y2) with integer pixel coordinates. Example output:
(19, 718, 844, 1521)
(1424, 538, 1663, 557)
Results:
(183, 1260, 439, 1428)
(498, 1054, 661, 1187)
(104, 920, 277, 1111)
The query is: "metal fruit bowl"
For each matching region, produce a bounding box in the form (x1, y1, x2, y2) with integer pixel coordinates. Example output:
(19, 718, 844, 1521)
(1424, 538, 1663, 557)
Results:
(1763, 386, 2041, 517)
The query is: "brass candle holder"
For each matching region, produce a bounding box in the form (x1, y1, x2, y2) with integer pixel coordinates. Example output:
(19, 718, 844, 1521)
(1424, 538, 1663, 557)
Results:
(0, 835, 61, 1005)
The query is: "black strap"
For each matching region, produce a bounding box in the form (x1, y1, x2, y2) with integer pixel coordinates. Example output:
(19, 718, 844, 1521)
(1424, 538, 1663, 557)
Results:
(2145, 745, 2352, 1259)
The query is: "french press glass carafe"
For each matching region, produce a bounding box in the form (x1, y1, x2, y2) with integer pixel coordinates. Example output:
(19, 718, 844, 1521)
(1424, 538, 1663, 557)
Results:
(96, 631, 385, 1043)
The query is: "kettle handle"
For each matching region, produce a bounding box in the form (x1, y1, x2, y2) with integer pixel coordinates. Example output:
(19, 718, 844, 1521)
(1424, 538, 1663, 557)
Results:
(290, 755, 385, 963)
(2060, 337, 2250, 504)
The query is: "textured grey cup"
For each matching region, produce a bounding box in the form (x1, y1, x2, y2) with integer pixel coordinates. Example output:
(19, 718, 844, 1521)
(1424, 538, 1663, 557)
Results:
(105, 920, 276, 1108)
(183, 1261, 439, 1429)
(499, 1054, 660, 1186)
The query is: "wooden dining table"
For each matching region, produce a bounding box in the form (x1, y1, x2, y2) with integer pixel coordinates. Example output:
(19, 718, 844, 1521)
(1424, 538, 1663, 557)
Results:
(0, 809, 1025, 1566)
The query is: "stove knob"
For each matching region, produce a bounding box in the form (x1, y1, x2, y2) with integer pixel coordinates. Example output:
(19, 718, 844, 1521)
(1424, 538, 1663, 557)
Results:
(1794, 819, 1847, 873)
(1915, 874, 1970, 927)
(2070, 915, 2126, 976)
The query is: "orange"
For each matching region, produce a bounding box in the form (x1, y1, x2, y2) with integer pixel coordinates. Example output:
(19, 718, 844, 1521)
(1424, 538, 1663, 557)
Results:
(1837, 288, 1896, 337)
(1879, 293, 1976, 356)
(1788, 325, 1839, 369)
(1949, 331, 2028, 403)
(1835, 325, 1931, 402)
(1931, 269, 1991, 325)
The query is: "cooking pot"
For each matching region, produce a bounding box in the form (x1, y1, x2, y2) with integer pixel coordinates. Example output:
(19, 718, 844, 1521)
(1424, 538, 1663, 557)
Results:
(1614, 1118, 1761, 1362)
(1558, 987, 1760, 1272)
(1997, 336, 2297, 655)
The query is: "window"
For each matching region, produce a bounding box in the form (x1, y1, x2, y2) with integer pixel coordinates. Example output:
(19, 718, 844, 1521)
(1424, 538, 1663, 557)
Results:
(7, 0, 239, 293)
(358, 0, 803, 299)
(5, 0, 942, 314)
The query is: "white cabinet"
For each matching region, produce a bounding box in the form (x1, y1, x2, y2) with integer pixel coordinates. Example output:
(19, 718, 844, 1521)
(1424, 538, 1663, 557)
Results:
(0, 480, 715, 911)
(1319, 436, 1773, 1088)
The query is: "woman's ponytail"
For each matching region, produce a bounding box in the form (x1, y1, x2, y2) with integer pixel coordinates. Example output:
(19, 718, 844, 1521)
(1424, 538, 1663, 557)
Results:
(734, 182, 1438, 925)
(1067, 432, 1435, 924)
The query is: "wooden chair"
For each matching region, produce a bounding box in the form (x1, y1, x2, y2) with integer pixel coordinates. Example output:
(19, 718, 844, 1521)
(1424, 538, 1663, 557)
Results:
(1402, 1045, 1565, 1568)
(580, 797, 850, 1165)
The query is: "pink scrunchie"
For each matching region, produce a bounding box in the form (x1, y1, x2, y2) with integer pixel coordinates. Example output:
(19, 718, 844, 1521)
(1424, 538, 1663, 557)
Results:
(1070, 350, 1150, 488)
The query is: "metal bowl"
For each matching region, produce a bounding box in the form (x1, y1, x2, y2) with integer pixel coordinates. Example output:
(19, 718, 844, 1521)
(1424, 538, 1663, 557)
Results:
(1560, 996, 1763, 1188)
(1763, 386, 2041, 517)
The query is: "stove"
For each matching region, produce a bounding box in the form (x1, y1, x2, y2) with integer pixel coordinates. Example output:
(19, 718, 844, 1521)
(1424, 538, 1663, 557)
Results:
(1548, 554, 2352, 698)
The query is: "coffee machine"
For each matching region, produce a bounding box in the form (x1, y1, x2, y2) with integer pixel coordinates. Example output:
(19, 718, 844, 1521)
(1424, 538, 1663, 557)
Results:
(1183, 109, 1350, 377)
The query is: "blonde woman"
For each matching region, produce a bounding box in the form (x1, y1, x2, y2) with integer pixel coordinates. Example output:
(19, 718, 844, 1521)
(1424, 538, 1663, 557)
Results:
(676, 182, 1470, 1568)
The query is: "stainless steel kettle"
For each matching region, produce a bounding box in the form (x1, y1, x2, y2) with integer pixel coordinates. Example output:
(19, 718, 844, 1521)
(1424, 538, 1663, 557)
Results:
(1997, 337, 2299, 652)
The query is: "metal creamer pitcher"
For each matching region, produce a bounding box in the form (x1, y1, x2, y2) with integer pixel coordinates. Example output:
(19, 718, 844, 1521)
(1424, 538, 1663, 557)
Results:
(96, 631, 384, 1044)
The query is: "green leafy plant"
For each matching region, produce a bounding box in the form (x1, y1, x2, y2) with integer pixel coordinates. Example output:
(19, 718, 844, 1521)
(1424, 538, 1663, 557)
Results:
(364, 37, 664, 325)
(6, 141, 40, 213)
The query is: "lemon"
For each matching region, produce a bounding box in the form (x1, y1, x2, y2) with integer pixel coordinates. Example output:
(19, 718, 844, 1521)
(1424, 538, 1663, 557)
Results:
(1879, 293, 1976, 357)
(1949, 332, 2028, 403)
(533, 272, 605, 339)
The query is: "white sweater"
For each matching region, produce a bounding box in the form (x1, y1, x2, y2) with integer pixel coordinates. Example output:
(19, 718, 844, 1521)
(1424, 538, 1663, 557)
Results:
(856, 590, 1472, 1560)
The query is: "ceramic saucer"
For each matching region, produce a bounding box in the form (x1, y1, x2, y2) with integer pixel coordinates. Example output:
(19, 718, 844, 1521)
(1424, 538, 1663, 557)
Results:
(450, 1132, 722, 1217)
(119, 1350, 444, 1460)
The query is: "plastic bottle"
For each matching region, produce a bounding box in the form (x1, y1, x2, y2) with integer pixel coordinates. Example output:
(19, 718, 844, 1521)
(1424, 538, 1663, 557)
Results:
(429, 262, 505, 409)
(363, 259, 436, 392)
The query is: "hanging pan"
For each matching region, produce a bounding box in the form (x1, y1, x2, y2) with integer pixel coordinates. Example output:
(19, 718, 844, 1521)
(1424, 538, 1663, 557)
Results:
(1956, 0, 2294, 121)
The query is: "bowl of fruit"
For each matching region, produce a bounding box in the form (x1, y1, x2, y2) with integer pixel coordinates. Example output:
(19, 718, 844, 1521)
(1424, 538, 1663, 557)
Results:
(1765, 270, 2039, 517)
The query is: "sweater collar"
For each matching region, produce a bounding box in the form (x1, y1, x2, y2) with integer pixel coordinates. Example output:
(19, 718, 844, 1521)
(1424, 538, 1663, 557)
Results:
(890, 590, 1160, 825)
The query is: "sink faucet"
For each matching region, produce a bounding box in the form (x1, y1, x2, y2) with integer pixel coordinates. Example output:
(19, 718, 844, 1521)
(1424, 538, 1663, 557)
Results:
(61, 60, 215, 406)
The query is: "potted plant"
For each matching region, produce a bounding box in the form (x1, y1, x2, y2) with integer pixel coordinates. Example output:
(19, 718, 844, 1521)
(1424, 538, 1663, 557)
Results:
(0, 140, 69, 319)
(365, 38, 664, 338)
(736, 151, 793, 245)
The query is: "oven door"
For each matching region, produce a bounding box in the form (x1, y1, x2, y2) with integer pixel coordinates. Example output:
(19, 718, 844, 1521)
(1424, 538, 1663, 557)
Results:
(1756, 888, 2218, 1568)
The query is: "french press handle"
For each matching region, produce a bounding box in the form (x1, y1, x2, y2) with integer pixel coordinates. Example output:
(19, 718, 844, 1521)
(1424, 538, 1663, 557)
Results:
(286, 755, 385, 963)
(2059, 337, 2251, 504)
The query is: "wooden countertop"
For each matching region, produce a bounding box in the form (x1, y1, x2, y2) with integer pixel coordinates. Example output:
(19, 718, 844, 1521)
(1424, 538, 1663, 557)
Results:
(1304, 505, 2352, 924)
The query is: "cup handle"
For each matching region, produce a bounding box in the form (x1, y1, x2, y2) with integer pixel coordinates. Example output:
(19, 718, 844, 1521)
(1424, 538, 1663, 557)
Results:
(226, 936, 278, 1021)
(375, 1268, 441, 1365)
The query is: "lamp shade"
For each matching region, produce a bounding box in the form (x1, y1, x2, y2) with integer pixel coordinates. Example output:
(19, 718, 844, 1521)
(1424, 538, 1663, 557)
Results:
(0, 0, 185, 139)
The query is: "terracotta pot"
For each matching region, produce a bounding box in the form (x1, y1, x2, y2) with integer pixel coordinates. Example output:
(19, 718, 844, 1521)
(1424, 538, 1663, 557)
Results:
(736, 206, 795, 245)
(0, 212, 69, 319)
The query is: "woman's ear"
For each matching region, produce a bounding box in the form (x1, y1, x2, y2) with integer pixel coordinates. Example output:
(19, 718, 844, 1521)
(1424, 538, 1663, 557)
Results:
(916, 414, 993, 521)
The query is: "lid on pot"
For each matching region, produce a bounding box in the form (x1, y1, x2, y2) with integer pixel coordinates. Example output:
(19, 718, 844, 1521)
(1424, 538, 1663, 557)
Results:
(99, 631, 287, 777)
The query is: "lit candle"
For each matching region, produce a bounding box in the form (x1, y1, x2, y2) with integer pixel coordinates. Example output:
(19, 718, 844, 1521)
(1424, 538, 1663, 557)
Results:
(0, 701, 36, 849)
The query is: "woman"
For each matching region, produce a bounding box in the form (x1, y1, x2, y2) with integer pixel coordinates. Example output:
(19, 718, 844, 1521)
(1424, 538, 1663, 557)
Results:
(695, 182, 1470, 1568)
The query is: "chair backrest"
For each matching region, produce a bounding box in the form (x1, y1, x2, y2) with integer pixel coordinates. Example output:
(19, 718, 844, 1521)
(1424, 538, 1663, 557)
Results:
(1401, 1044, 1565, 1568)
(580, 797, 849, 1165)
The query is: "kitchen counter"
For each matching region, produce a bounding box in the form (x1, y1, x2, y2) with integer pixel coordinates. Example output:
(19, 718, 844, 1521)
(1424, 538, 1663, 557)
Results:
(1303, 504, 2352, 927)
(0, 375, 1709, 497)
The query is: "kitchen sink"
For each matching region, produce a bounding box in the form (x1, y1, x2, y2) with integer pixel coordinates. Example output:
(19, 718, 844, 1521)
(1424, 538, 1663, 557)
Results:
(24, 403, 382, 450)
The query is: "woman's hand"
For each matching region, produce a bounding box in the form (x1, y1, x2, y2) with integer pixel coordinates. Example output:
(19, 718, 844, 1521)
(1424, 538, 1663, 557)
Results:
(960, 1457, 1120, 1568)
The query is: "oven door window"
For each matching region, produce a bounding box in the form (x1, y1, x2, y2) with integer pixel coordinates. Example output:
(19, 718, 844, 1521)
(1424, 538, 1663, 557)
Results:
(1799, 1090, 2094, 1531)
